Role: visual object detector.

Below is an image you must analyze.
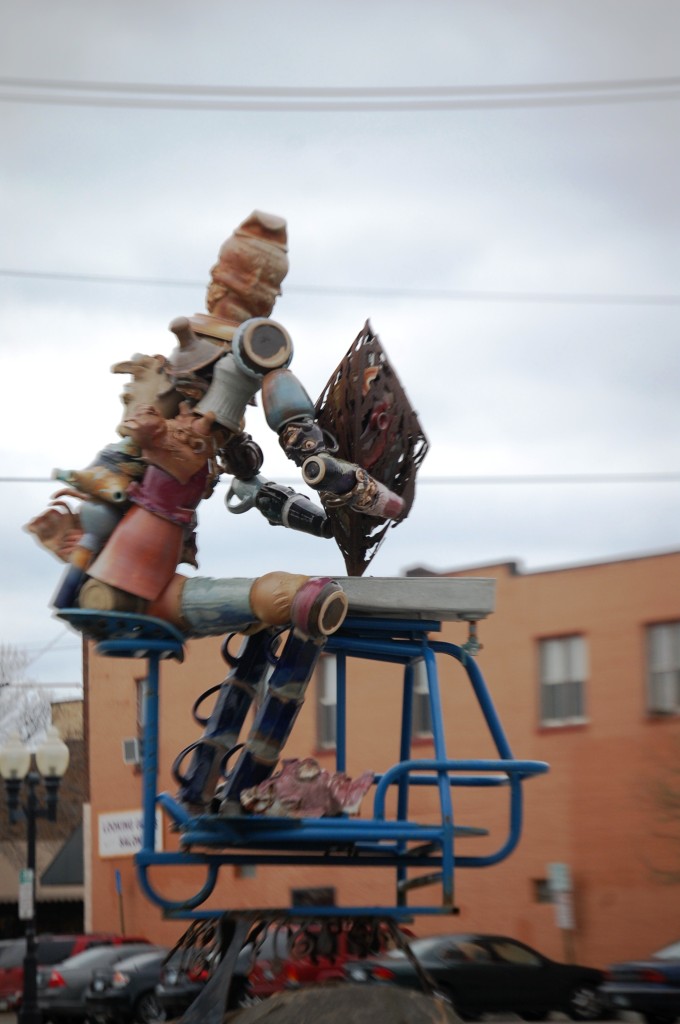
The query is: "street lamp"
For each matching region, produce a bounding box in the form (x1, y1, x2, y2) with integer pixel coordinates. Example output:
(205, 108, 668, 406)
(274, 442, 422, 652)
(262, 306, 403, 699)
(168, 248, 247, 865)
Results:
(0, 727, 70, 1024)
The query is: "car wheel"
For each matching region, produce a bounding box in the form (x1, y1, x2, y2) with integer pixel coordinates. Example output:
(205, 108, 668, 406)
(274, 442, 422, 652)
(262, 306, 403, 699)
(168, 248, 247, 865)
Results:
(566, 983, 606, 1021)
(228, 978, 263, 1010)
(435, 988, 474, 1021)
(236, 991, 265, 1008)
(134, 991, 166, 1024)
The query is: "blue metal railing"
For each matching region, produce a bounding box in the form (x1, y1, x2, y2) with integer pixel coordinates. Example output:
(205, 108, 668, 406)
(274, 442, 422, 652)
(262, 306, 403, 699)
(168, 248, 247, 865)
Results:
(59, 608, 548, 919)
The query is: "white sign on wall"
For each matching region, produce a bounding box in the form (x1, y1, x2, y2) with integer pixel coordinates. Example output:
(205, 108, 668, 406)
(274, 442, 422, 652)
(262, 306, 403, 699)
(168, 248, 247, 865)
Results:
(18, 868, 34, 920)
(548, 862, 575, 931)
(98, 809, 163, 858)
(547, 861, 572, 893)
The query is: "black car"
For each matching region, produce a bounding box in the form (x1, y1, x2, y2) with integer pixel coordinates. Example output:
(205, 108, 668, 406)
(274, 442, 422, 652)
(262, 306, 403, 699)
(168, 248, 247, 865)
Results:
(38, 943, 153, 1023)
(84, 947, 168, 1024)
(344, 932, 606, 1021)
(600, 938, 680, 1024)
(0, 934, 144, 1013)
(157, 937, 274, 1015)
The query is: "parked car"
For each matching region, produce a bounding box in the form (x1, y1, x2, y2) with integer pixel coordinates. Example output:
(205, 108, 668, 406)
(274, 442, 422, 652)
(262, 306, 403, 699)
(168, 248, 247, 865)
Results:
(343, 932, 606, 1021)
(0, 934, 146, 1013)
(38, 942, 154, 1023)
(84, 947, 169, 1024)
(156, 943, 247, 1017)
(156, 927, 291, 1014)
(156, 919, 410, 1014)
(600, 938, 680, 1024)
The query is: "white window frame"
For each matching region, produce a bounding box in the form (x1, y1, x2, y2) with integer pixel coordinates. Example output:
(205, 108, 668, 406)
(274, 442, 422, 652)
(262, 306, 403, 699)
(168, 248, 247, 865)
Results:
(412, 658, 433, 738)
(539, 635, 588, 727)
(316, 654, 337, 750)
(647, 622, 680, 715)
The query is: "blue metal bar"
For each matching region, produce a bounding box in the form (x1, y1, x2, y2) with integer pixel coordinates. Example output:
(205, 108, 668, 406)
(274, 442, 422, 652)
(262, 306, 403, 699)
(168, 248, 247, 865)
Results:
(136, 858, 220, 912)
(430, 639, 514, 760)
(396, 661, 414, 903)
(64, 608, 550, 919)
(422, 645, 455, 906)
(335, 652, 347, 774)
(333, 616, 442, 637)
(158, 904, 451, 921)
(141, 655, 160, 852)
(372, 759, 547, 816)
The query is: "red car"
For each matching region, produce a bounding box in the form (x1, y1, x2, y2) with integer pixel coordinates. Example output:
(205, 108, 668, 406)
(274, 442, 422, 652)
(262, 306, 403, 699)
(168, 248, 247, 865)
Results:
(241, 920, 413, 1003)
(157, 919, 412, 1013)
(0, 934, 149, 1012)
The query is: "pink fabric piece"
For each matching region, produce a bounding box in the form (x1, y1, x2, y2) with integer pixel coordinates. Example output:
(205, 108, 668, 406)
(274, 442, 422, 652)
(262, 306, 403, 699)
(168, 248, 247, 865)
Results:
(240, 757, 374, 818)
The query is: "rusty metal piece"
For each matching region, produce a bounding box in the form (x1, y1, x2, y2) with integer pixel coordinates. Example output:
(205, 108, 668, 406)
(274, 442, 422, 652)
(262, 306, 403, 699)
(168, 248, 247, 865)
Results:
(206, 210, 289, 322)
(239, 757, 374, 818)
(167, 316, 226, 374)
(86, 503, 186, 600)
(314, 321, 429, 576)
(248, 570, 310, 626)
(24, 501, 82, 562)
(112, 353, 181, 435)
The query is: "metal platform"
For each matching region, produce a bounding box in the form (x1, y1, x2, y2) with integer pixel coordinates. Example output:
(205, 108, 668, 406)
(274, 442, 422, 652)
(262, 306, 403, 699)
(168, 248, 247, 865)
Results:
(58, 577, 547, 921)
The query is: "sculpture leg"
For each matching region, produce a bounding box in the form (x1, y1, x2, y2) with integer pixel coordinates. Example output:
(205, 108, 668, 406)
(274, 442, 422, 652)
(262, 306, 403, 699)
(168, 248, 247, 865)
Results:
(172, 630, 275, 810)
(144, 570, 348, 639)
(155, 573, 347, 810)
(218, 626, 327, 815)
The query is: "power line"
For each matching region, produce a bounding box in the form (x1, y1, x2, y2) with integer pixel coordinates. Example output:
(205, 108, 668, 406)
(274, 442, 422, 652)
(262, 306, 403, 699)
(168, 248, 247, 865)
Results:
(2, 473, 679, 486)
(1, 268, 679, 307)
(4, 74, 680, 97)
(0, 74, 679, 111)
(24, 632, 74, 669)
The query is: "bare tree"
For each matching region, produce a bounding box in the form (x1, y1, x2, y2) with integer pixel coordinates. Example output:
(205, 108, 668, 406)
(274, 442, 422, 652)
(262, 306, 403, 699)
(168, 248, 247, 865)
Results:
(646, 737, 680, 884)
(0, 643, 79, 870)
(0, 643, 30, 687)
(0, 643, 51, 747)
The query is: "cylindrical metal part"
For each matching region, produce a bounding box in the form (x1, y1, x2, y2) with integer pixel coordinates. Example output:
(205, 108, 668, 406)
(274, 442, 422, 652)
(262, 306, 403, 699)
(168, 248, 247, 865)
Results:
(261, 368, 316, 432)
(195, 352, 261, 432)
(302, 453, 405, 519)
(179, 576, 257, 635)
(302, 453, 358, 493)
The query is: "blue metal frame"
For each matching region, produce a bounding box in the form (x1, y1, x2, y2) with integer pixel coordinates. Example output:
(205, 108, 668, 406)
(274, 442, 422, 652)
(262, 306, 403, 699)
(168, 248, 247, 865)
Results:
(58, 608, 548, 920)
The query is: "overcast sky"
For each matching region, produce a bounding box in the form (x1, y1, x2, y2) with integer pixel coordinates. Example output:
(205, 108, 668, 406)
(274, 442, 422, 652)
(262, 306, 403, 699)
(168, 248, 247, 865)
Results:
(1, 0, 678, 688)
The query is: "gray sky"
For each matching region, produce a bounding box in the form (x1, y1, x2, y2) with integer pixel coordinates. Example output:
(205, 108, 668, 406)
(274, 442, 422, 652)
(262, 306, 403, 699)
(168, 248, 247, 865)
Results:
(1, 0, 678, 687)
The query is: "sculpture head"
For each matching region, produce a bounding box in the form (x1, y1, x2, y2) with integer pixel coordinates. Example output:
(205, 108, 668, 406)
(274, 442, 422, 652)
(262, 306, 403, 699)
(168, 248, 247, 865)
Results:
(206, 210, 289, 323)
(112, 353, 180, 436)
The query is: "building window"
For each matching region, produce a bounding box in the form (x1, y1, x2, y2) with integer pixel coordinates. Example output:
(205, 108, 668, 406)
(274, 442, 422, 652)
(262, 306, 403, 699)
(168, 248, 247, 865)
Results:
(412, 658, 433, 738)
(647, 622, 680, 714)
(539, 635, 587, 726)
(316, 655, 337, 749)
(291, 886, 336, 907)
(532, 878, 553, 904)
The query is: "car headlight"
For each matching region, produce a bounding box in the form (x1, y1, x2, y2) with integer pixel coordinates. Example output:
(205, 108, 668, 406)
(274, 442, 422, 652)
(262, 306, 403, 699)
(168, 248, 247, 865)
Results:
(111, 971, 131, 989)
(347, 967, 368, 982)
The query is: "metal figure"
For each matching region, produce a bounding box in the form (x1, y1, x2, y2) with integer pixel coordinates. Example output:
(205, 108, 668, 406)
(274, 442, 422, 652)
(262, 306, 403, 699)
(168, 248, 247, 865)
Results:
(25, 210, 427, 812)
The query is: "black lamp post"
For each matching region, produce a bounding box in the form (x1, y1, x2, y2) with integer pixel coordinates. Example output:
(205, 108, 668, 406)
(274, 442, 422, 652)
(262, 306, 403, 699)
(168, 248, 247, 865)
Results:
(0, 727, 70, 1024)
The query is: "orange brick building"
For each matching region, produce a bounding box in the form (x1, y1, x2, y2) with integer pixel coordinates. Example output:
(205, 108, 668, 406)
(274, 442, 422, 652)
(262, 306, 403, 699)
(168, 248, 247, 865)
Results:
(84, 549, 680, 969)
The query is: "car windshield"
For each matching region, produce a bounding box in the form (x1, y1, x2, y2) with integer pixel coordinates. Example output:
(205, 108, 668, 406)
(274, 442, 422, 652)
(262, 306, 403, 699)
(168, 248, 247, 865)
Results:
(60, 947, 144, 971)
(654, 941, 680, 960)
(384, 937, 446, 960)
(114, 949, 167, 972)
(0, 941, 27, 968)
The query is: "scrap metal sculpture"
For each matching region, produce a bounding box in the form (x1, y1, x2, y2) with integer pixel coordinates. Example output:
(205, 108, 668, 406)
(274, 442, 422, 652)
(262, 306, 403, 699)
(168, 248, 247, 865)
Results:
(26, 209, 427, 813)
